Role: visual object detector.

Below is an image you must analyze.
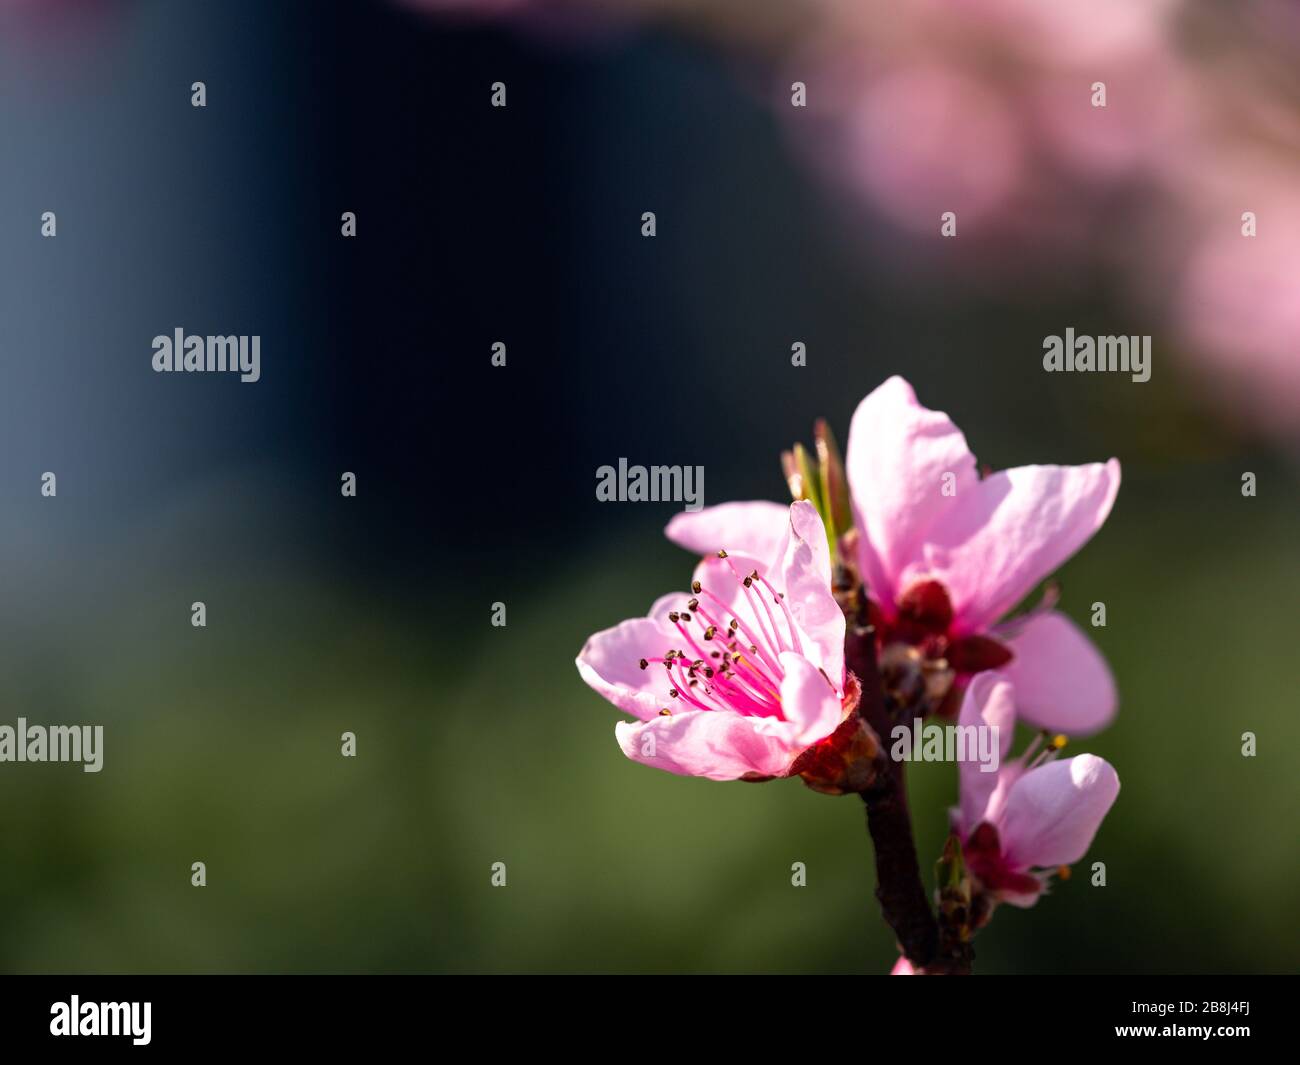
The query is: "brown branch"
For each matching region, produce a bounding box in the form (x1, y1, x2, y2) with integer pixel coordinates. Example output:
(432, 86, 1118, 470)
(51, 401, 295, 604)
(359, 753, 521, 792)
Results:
(844, 617, 942, 970)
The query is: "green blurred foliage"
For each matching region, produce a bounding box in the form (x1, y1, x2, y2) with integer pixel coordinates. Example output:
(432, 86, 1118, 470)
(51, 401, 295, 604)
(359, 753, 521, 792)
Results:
(1, 458, 1295, 973)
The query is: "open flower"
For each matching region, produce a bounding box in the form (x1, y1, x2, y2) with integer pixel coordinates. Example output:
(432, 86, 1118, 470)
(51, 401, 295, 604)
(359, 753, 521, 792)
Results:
(952, 672, 1119, 908)
(667, 376, 1120, 735)
(576, 501, 851, 781)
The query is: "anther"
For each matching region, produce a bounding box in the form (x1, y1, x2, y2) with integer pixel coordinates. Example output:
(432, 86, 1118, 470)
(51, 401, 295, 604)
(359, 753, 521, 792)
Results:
(704, 626, 716, 640)
(639, 658, 648, 670)
(692, 581, 701, 594)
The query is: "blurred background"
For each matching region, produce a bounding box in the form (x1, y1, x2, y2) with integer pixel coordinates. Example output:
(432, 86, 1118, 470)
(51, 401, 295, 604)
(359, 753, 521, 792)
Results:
(0, 0, 1295, 973)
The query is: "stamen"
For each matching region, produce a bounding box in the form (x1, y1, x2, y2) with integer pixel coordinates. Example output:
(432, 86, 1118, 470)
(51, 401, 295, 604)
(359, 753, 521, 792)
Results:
(693, 592, 785, 682)
(721, 555, 787, 665)
(671, 619, 714, 666)
(732, 653, 781, 700)
(756, 573, 803, 655)
(672, 655, 772, 716)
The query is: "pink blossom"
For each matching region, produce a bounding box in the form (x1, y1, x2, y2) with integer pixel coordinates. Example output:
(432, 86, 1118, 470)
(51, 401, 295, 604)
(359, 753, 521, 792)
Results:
(843, 63, 1025, 234)
(668, 377, 1121, 736)
(890, 955, 916, 975)
(783, 0, 1186, 235)
(1176, 193, 1300, 438)
(952, 672, 1119, 907)
(576, 501, 849, 781)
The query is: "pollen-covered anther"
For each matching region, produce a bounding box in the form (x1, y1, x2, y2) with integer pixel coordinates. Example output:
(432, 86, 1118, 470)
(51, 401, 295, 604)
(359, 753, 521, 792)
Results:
(703, 625, 717, 640)
(1050, 733, 1069, 750)
(691, 581, 702, 594)
(716, 550, 728, 559)
(638, 658, 648, 670)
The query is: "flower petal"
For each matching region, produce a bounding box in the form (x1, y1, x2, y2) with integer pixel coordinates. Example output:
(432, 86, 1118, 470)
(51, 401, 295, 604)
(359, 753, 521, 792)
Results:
(778, 651, 843, 747)
(890, 955, 916, 976)
(780, 500, 845, 687)
(1001, 611, 1117, 736)
(614, 710, 802, 781)
(997, 754, 1120, 869)
(906, 460, 1121, 634)
(956, 672, 1017, 836)
(575, 593, 687, 722)
(845, 377, 977, 612)
(664, 501, 791, 568)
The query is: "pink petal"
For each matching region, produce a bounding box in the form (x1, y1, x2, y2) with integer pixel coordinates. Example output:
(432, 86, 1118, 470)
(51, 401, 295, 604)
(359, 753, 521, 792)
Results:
(997, 754, 1120, 870)
(905, 460, 1121, 634)
(890, 955, 916, 976)
(777, 651, 844, 747)
(664, 501, 791, 568)
(996, 882, 1048, 910)
(1001, 611, 1117, 736)
(614, 710, 802, 781)
(780, 500, 845, 687)
(575, 593, 688, 721)
(956, 672, 1017, 836)
(845, 377, 977, 612)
